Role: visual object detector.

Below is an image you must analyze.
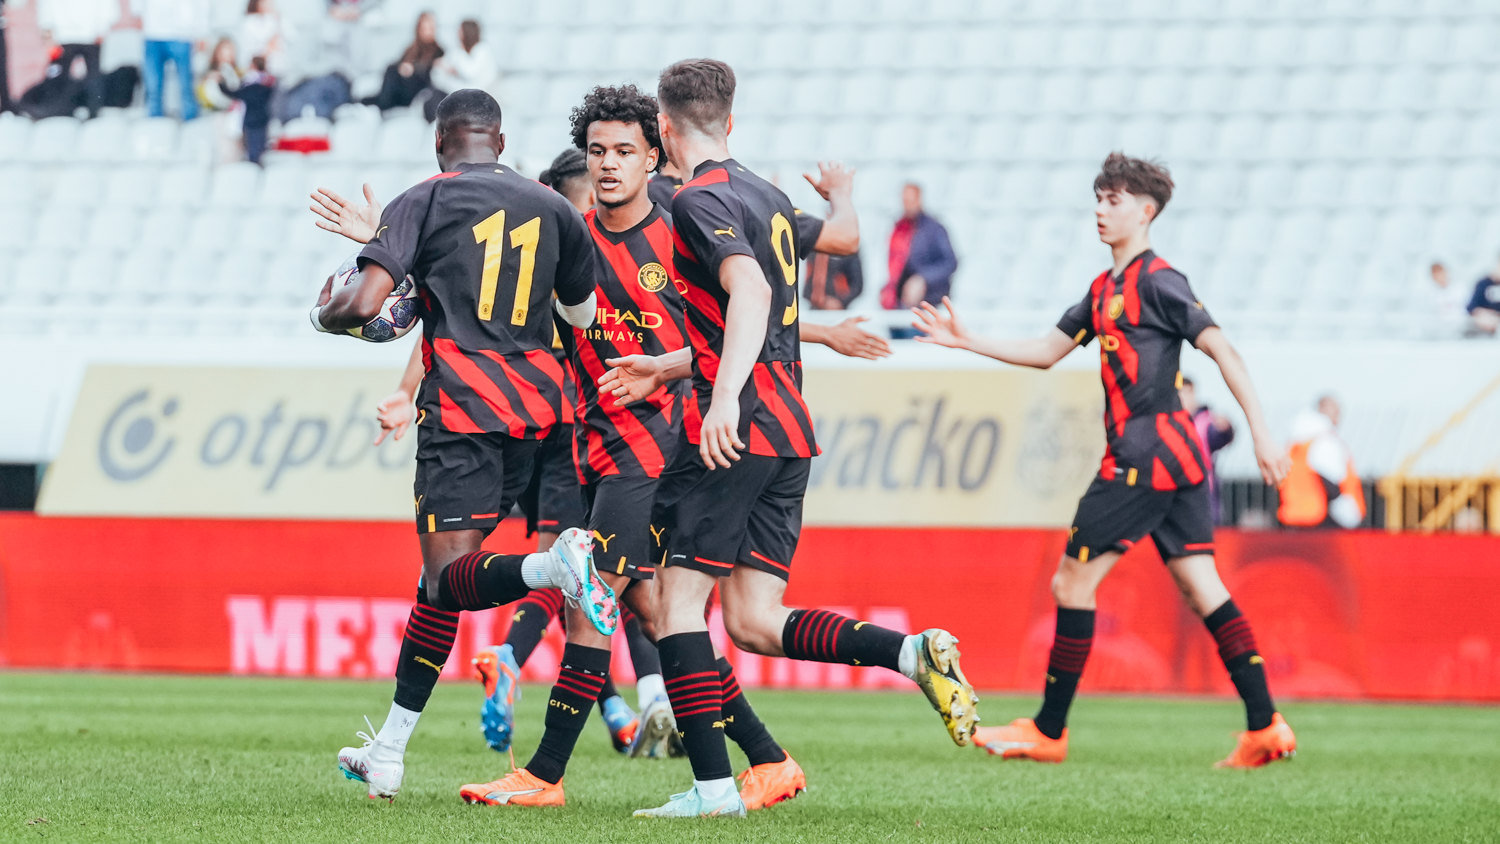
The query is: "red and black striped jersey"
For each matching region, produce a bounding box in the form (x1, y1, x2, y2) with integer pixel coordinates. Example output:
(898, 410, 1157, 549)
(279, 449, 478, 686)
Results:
(670, 159, 819, 459)
(646, 173, 683, 208)
(650, 173, 825, 253)
(361, 163, 595, 439)
(1057, 250, 1218, 490)
(560, 203, 688, 482)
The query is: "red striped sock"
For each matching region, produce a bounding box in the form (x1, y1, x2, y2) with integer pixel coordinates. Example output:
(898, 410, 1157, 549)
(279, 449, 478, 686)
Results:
(526, 644, 611, 784)
(505, 589, 564, 665)
(437, 551, 529, 611)
(393, 584, 459, 711)
(1034, 607, 1094, 740)
(1205, 600, 1275, 731)
(660, 632, 731, 782)
(780, 608, 904, 671)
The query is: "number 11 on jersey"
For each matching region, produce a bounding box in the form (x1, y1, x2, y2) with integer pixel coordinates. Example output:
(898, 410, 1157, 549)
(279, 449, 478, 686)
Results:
(473, 210, 541, 325)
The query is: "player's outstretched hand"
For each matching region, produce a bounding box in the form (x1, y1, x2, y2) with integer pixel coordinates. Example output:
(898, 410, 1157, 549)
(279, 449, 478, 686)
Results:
(698, 401, 744, 470)
(804, 161, 856, 201)
(599, 354, 663, 407)
(912, 297, 969, 348)
(1254, 437, 1291, 487)
(374, 390, 414, 445)
(311, 183, 382, 244)
(821, 316, 891, 360)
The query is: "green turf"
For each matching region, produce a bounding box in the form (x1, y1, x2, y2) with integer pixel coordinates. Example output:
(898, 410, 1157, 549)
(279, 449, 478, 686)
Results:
(1, 672, 1496, 843)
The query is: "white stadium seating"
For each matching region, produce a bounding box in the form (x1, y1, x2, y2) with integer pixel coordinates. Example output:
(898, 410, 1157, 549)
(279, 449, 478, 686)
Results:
(2, 0, 1499, 468)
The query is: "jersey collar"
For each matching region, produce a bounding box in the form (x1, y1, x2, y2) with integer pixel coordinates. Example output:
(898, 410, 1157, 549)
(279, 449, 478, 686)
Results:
(1111, 249, 1155, 282)
(587, 202, 664, 244)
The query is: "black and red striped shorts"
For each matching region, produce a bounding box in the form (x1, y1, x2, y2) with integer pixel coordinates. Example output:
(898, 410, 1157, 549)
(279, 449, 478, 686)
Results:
(1065, 475, 1215, 562)
(650, 442, 807, 582)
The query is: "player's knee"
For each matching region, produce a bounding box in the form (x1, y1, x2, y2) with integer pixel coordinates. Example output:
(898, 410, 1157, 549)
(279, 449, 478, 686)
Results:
(722, 609, 776, 656)
(1050, 567, 1091, 607)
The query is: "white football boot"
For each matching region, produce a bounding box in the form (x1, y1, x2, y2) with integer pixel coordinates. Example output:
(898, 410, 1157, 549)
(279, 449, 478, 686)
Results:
(629, 695, 685, 759)
(548, 527, 618, 636)
(633, 785, 747, 818)
(338, 721, 405, 802)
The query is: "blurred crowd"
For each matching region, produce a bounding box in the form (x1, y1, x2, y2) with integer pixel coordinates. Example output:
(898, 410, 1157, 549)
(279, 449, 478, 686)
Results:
(0, 0, 497, 164)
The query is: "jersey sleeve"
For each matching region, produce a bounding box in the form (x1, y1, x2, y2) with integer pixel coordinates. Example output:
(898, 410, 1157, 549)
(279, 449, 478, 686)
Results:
(1147, 268, 1217, 342)
(552, 205, 597, 306)
(794, 209, 825, 260)
(359, 184, 432, 283)
(673, 185, 756, 280)
(1056, 288, 1096, 346)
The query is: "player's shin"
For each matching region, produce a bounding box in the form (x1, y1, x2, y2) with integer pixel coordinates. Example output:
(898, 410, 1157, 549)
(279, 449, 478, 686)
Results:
(716, 656, 785, 766)
(525, 643, 611, 784)
(394, 582, 461, 712)
(505, 589, 565, 665)
(780, 608, 905, 671)
(659, 632, 735, 792)
(437, 550, 533, 611)
(1205, 599, 1276, 730)
(1034, 607, 1095, 740)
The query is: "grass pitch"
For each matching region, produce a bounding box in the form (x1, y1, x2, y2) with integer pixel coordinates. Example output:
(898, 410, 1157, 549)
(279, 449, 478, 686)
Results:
(1, 672, 1496, 843)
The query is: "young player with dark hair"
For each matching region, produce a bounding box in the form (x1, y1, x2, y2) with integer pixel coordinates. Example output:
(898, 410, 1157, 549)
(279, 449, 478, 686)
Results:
(912, 151, 1298, 769)
(308, 89, 618, 802)
(604, 60, 979, 819)
(457, 83, 804, 811)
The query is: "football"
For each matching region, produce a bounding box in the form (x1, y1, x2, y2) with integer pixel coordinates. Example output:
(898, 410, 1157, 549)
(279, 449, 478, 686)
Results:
(329, 252, 420, 343)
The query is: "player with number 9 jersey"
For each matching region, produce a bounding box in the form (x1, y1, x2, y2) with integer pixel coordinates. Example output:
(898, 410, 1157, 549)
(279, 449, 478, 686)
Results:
(361, 163, 597, 442)
(670, 159, 818, 459)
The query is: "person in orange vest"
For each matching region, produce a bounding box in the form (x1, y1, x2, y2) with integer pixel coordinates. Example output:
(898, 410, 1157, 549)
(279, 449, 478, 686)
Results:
(1278, 395, 1366, 528)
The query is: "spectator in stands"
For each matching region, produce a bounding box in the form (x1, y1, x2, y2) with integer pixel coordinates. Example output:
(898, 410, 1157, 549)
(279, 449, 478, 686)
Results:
(426, 19, 494, 121)
(1180, 376, 1235, 524)
(805, 247, 863, 310)
(34, 0, 118, 80)
(132, 0, 210, 120)
(1278, 395, 1366, 530)
(0, 0, 11, 114)
(361, 10, 442, 113)
(236, 0, 285, 76)
(198, 37, 239, 111)
(883, 182, 957, 309)
(1465, 257, 1500, 338)
(221, 54, 273, 164)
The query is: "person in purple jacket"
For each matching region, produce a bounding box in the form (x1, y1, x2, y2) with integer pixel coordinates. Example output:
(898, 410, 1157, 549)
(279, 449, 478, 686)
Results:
(1180, 376, 1235, 524)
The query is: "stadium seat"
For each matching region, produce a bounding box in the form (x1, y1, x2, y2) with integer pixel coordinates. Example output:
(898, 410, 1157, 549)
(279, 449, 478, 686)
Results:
(153, 164, 210, 209)
(115, 250, 167, 302)
(100, 165, 161, 210)
(138, 208, 191, 252)
(208, 163, 264, 209)
(76, 116, 131, 164)
(85, 205, 143, 253)
(208, 250, 269, 305)
(11, 251, 66, 305)
(240, 209, 292, 254)
(162, 250, 219, 304)
(26, 117, 80, 163)
(60, 249, 121, 303)
(128, 118, 179, 162)
(0, 113, 32, 160)
(186, 208, 244, 254)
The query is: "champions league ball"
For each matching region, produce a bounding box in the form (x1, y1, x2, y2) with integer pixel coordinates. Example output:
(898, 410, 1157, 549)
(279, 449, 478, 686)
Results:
(330, 252, 420, 343)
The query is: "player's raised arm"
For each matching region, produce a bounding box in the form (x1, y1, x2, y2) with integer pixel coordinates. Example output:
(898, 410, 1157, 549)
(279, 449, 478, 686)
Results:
(912, 296, 1078, 368)
(1194, 327, 1289, 487)
(803, 161, 858, 256)
(311, 183, 382, 244)
(701, 255, 771, 468)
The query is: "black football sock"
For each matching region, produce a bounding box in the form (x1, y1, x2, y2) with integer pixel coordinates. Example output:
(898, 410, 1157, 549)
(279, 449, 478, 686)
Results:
(595, 675, 621, 711)
(780, 608, 905, 671)
(392, 583, 460, 712)
(624, 611, 663, 677)
(1033, 607, 1095, 740)
(437, 551, 530, 612)
(1205, 600, 1276, 731)
(716, 656, 786, 767)
(505, 589, 564, 665)
(659, 632, 732, 782)
(525, 643, 611, 784)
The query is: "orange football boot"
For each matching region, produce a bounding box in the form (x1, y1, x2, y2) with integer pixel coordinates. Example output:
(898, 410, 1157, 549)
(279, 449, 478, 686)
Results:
(737, 754, 806, 810)
(459, 768, 565, 807)
(972, 718, 1068, 763)
(1216, 713, 1296, 768)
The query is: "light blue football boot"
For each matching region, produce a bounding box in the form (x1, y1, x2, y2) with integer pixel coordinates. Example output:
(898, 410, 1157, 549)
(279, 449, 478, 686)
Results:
(633, 785, 747, 818)
(472, 644, 521, 752)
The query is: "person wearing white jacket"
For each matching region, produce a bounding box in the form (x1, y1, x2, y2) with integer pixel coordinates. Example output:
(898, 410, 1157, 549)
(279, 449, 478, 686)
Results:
(130, 0, 210, 119)
(33, 0, 119, 78)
